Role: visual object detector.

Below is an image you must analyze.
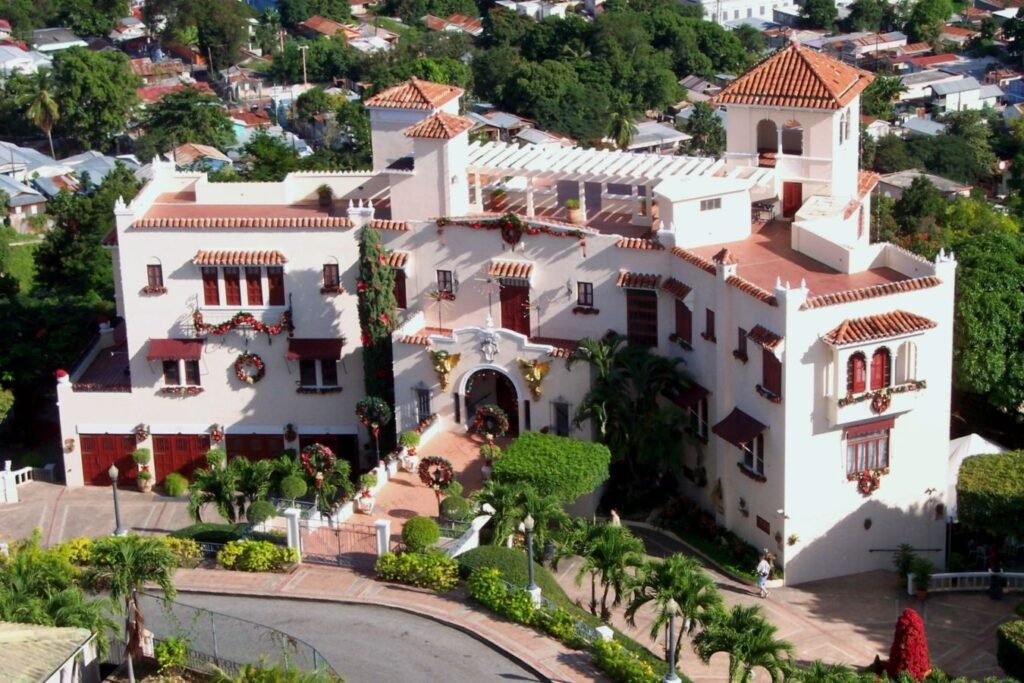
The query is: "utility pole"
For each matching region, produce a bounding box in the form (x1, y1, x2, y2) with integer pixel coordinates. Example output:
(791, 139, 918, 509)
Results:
(298, 44, 309, 86)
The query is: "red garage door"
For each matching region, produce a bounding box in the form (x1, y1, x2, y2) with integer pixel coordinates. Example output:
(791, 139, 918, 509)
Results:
(153, 434, 211, 483)
(80, 434, 136, 485)
(226, 434, 285, 462)
(299, 434, 359, 480)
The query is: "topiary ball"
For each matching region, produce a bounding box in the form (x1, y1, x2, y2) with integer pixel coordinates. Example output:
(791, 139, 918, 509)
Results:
(206, 448, 227, 468)
(246, 500, 278, 525)
(164, 473, 189, 497)
(279, 475, 308, 501)
(131, 448, 152, 465)
(440, 496, 474, 523)
(402, 516, 440, 552)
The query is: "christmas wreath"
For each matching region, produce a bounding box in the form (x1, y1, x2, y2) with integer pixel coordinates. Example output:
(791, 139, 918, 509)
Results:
(856, 469, 882, 496)
(301, 443, 336, 486)
(473, 404, 510, 439)
(356, 396, 393, 437)
(870, 390, 892, 414)
(418, 455, 455, 491)
(234, 352, 266, 384)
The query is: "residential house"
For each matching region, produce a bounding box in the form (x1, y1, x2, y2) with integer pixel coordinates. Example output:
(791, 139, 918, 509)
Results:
(515, 127, 576, 146)
(985, 68, 1023, 88)
(169, 143, 233, 171)
(131, 57, 189, 85)
(298, 15, 349, 39)
(57, 46, 957, 588)
(445, 14, 484, 36)
(876, 169, 971, 199)
(31, 27, 87, 52)
(956, 7, 992, 25)
(0, 44, 51, 75)
(682, 0, 798, 24)
(109, 16, 147, 43)
(860, 116, 893, 140)
(494, 0, 578, 19)
(0, 140, 59, 180)
(931, 77, 1002, 112)
(0, 622, 100, 683)
(673, 102, 728, 128)
(832, 32, 908, 62)
(136, 82, 215, 107)
(939, 25, 978, 45)
(679, 75, 722, 103)
(468, 111, 534, 143)
(351, 0, 373, 15)
(230, 109, 273, 145)
(900, 116, 948, 136)
(0, 174, 48, 232)
(625, 120, 692, 154)
(898, 70, 964, 101)
(908, 53, 960, 71)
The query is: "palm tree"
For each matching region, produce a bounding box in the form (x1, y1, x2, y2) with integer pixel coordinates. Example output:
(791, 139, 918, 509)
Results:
(693, 604, 795, 683)
(625, 554, 723, 662)
(519, 485, 569, 556)
(85, 535, 177, 683)
(188, 464, 240, 522)
(17, 69, 59, 159)
(578, 524, 644, 621)
(553, 517, 604, 615)
(230, 456, 276, 520)
(607, 100, 636, 151)
(472, 478, 529, 545)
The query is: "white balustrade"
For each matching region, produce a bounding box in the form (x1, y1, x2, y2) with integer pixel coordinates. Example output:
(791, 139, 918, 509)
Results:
(906, 571, 1024, 595)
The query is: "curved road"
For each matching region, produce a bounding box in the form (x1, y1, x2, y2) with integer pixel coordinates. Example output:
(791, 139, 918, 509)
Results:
(160, 592, 543, 683)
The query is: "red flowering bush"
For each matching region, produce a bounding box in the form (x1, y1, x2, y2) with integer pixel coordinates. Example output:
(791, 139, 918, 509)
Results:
(887, 608, 931, 680)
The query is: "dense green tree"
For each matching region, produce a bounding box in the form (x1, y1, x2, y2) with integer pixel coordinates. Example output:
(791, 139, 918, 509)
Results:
(846, 0, 887, 31)
(904, 0, 953, 42)
(685, 102, 726, 158)
(237, 130, 301, 181)
(332, 99, 371, 169)
(802, 0, 838, 28)
(1004, 8, 1024, 57)
(56, 0, 129, 36)
(893, 176, 944, 235)
(859, 124, 876, 169)
(17, 69, 60, 159)
(145, 0, 251, 73)
(137, 87, 235, 159)
(278, 0, 350, 26)
(607, 101, 636, 151)
(951, 232, 1024, 415)
(873, 134, 915, 174)
(51, 48, 140, 150)
(734, 24, 766, 54)
(295, 87, 338, 122)
(694, 605, 795, 683)
(860, 75, 905, 120)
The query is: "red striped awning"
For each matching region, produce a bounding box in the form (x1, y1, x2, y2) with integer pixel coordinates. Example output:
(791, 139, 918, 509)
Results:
(286, 338, 344, 361)
(147, 339, 204, 361)
(712, 408, 767, 448)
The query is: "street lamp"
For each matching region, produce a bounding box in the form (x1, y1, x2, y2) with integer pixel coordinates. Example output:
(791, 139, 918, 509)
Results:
(108, 464, 126, 537)
(663, 598, 681, 683)
(523, 514, 537, 592)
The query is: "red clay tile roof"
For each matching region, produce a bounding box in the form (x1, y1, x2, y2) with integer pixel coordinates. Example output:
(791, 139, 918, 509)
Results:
(747, 325, 784, 351)
(715, 43, 873, 110)
(134, 216, 353, 229)
(372, 219, 411, 231)
(531, 336, 577, 358)
(399, 327, 452, 345)
(137, 82, 214, 105)
(910, 54, 957, 67)
(299, 15, 346, 36)
(801, 276, 943, 310)
(230, 110, 271, 127)
(386, 250, 409, 268)
(823, 310, 937, 345)
(490, 260, 533, 279)
(844, 170, 881, 219)
(712, 248, 738, 265)
(447, 13, 483, 32)
(422, 15, 449, 30)
(404, 111, 474, 139)
(727, 276, 779, 306)
(617, 237, 664, 250)
(660, 277, 692, 300)
(365, 77, 464, 110)
(616, 271, 661, 289)
(670, 246, 717, 274)
(941, 26, 977, 37)
(193, 250, 287, 265)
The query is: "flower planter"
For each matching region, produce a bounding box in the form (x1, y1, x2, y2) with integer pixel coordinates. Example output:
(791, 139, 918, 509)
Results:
(138, 478, 153, 493)
(567, 207, 585, 225)
(401, 453, 419, 473)
(357, 495, 375, 514)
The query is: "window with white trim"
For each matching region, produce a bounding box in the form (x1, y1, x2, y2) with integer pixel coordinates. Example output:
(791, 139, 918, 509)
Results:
(846, 427, 890, 474)
(741, 435, 765, 475)
(416, 388, 432, 423)
(299, 359, 338, 387)
(162, 360, 200, 386)
(700, 198, 722, 211)
(689, 397, 708, 441)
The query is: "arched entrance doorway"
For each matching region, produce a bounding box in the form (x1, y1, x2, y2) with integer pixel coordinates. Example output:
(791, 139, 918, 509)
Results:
(463, 368, 520, 437)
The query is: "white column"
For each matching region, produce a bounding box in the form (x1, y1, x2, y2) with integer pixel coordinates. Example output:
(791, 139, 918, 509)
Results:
(473, 172, 482, 208)
(644, 184, 653, 224)
(631, 184, 641, 224)
(577, 181, 587, 221)
(375, 518, 392, 556)
(283, 508, 302, 561)
(525, 176, 535, 217)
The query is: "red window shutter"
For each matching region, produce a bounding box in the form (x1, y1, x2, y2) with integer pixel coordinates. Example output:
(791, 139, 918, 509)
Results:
(201, 267, 219, 306)
(848, 354, 866, 394)
(224, 268, 241, 305)
(871, 349, 890, 390)
(147, 264, 163, 288)
(268, 267, 285, 305)
(763, 348, 781, 395)
(393, 268, 407, 309)
(245, 267, 263, 306)
(705, 309, 715, 341)
(675, 300, 691, 343)
(323, 264, 339, 289)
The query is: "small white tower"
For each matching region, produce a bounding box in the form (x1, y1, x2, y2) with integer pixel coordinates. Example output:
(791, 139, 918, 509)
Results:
(389, 111, 474, 221)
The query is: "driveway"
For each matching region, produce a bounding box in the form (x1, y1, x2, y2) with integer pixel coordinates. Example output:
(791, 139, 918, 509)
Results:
(149, 592, 543, 683)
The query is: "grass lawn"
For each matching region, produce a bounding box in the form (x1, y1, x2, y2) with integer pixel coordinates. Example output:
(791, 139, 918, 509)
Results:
(5, 240, 38, 293)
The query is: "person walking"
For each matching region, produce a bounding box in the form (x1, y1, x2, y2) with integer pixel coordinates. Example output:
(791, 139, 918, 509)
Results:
(756, 554, 772, 598)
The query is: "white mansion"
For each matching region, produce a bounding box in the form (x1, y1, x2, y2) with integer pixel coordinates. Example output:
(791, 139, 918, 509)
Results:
(57, 44, 955, 585)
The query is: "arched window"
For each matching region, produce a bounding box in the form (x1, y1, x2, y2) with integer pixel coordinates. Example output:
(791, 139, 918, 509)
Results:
(757, 119, 778, 154)
(782, 120, 803, 155)
(846, 352, 866, 394)
(871, 347, 891, 390)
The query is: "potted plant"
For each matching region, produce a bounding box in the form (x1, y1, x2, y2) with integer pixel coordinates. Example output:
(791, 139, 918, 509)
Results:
(316, 184, 334, 208)
(399, 431, 421, 472)
(479, 442, 501, 480)
(893, 543, 916, 587)
(132, 448, 153, 493)
(491, 187, 507, 210)
(357, 472, 377, 513)
(565, 198, 584, 224)
(912, 556, 933, 599)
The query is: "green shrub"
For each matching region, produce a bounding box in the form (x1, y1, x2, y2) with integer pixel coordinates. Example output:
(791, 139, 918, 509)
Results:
(494, 432, 610, 503)
(564, 198, 580, 210)
(137, 470, 153, 481)
(402, 516, 440, 552)
(163, 473, 189, 497)
(279, 474, 307, 500)
(1016, 601, 1024, 618)
(246, 500, 278, 525)
(154, 636, 188, 673)
(536, 606, 586, 649)
(457, 546, 569, 604)
(156, 536, 202, 568)
(399, 431, 420, 449)
(53, 537, 92, 565)
(216, 540, 298, 572)
(998, 620, 1024, 681)
(466, 567, 538, 625)
(131, 448, 152, 465)
(590, 639, 660, 683)
(374, 551, 459, 591)
(957, 451, 1024, 538)
(205, 448, 227, 468)
(440, 495, 474, 523)
(171, 523, 250, 544)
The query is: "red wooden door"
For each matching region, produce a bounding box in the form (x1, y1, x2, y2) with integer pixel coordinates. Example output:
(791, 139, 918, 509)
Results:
(782, 182, 802, 218)
(80, 434, 136, 485)
(153, 434, 211, 482)
(226, 434, 285, 461)
(499, 284, 530, 336)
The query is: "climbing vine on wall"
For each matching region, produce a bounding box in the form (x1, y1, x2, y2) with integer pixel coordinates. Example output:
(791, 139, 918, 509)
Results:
(356, 226, 398, 448)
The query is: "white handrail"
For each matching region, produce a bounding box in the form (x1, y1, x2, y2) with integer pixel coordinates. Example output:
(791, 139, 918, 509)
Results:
(907, 571, 1024, 595)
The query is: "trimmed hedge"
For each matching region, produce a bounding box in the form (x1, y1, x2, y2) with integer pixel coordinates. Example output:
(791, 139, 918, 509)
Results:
(171, 523, 250, 544)
(375, 551, 459, 591)
(997, 620, 1024, 681)
(457, 546, 569, 604)
(493, 432, 610, 503)
(216, 540, 298, 572)
(402, 516, 440, 552)
(957, 451, 1024, 538)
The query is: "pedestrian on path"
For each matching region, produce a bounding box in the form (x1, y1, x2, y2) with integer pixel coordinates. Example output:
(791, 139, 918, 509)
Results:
(756, 553, 772, 598)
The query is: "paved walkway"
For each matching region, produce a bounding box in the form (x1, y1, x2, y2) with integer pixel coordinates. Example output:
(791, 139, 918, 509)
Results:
(551, 524, 1016, 680)
(171, 565, 603, 683)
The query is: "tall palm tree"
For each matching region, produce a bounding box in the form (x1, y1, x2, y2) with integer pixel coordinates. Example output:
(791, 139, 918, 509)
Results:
(17, 69, 59, 159)
(553, 517, 604, 615)
(607, 100, 636, 151)
(578, 524, 645, 621)
(85, 535, 177, 683)
(188, 464, 240, 523)
(519, 485, 569, 556)
(472, 478, 529, 545)
(625, 554, 723, 661)
(693, 604, 795, 683)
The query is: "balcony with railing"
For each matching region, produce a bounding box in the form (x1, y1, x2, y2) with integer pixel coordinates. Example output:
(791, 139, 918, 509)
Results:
(827, 380, 927, 427)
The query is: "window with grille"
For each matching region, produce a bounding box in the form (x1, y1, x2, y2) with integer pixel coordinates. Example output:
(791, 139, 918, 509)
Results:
(184, 360, 201, 386)
(626, 289, 658, 347)
(577, 282, 594, 307)
(320, 360, 338, 386)
(223, 267, 242, 306)
(268, 267, 285, 305)
(553, 401, 571, 436)
(846, 428, 890, 474)
(323, 264, 340, 289)
(700, 198, 721, 211)
(201, 267, 219, 306)
(245, 267, 263, 306)
(436, 270, 454, 293)
(674, 300, 691, 344)
(847, 352, 867, 394)
(147, 264, 164, 289)
(299, 360, 317, 387)
(416, 388, 432, 423)
(162, 360, 181, 385)
(871, 348, 891, 390)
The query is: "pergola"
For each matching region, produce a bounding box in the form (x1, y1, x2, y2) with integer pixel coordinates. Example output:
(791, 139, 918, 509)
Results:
(466, 141, 776, 223)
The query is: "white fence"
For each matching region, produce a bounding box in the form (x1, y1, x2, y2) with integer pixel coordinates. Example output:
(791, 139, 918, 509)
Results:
(1, 462, 56, 503)
(907, 571, 1024, 595)
(442, 514, 492, 559)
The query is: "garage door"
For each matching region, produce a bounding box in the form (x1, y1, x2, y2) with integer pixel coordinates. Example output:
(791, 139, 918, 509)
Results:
(153, 434, 212, 483)
(225, 434, 286, 462)
(80, 434, 136, 485)
(299, 434, 359, 480)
